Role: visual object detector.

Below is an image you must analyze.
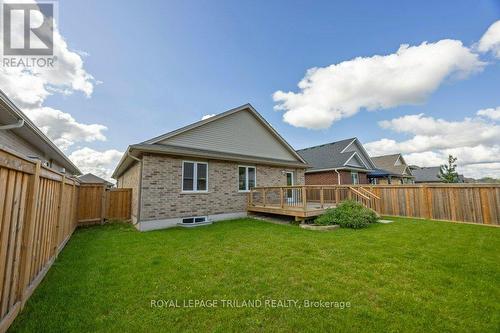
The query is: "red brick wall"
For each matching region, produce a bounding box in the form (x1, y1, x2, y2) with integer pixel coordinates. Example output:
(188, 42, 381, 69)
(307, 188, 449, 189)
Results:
(305, 171, 339, 185)
(359, 172, 368, 184)
(305, 170, 369, 185)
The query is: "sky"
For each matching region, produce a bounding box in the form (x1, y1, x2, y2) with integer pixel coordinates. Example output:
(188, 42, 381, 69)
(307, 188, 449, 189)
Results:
(1, 0, 499, 180)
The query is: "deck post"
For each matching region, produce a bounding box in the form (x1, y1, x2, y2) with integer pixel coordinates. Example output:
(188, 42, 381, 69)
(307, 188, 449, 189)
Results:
(335, 187, 339, 204)
(280, 187, 284, 208)
(262, 188, 266, 207)
(249, 189, 253, 206)
(302, 186, 307, 211)
(320, 187, 324, 208)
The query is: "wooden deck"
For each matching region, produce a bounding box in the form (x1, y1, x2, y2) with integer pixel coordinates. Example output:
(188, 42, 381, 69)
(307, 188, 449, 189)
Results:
(247, 202, 337, 218)
(247, 185, 380, 220)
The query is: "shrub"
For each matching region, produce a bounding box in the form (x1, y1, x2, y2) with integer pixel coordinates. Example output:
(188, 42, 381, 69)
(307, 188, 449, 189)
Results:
(315, 200, 378, 229)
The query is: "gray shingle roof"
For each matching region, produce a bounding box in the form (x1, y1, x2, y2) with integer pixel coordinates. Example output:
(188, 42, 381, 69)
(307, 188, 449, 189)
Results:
(411, 167, 442, 182)
(78, 173, 113, 186)
(371, 154, 413, 177)
(297, 138, 371, 171)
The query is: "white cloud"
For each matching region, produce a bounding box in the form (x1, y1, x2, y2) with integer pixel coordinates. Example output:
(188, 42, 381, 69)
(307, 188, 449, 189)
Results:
(477, 20, 500, 58)
(0, 0, 96, 109)
(459, 163, 500, 179)
(366, 114, 500, 154)
(0, 0, 109, 157)
(477, 107, 500, 121)
(24, 107, 107, 151)
(201, 114, 216, 120)
(69, 147, 123, 182)
(273, 39, 485, 129)
(365, 110, 500, 179)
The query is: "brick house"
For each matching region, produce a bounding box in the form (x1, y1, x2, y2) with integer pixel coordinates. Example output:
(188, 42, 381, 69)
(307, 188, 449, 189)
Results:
(297, 138, 377, 185)
(368, 154, 414, 184)
(112, 104, 307, 231)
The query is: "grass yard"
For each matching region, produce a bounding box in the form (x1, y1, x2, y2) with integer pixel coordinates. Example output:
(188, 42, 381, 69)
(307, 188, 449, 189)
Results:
(9, 218, 500, 332)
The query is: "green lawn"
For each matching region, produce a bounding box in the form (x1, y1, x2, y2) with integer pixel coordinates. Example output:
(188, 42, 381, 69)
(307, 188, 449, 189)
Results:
(9, 218, 500, 332)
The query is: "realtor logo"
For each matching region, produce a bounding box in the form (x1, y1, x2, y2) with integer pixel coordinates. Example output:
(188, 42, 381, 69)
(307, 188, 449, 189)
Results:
(3, 2, 54, 55)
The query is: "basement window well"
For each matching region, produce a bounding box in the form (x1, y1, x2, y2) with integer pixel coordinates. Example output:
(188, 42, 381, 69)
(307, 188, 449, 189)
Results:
(179, 216, 212, 227)
(182, 216, 207, 224)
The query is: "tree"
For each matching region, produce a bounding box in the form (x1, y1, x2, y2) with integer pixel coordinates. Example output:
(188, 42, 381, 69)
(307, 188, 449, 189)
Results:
(439, 155, 459, 183)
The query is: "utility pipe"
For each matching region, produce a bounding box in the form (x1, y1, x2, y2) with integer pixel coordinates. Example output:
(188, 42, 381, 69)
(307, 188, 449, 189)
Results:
(334, 169, 341, 185)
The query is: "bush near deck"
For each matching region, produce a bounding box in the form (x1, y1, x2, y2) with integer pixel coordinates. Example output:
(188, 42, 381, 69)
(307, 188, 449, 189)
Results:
(315, 200, 378, 228)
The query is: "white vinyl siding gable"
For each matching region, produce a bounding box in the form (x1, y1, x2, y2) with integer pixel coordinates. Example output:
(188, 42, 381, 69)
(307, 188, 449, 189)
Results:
(345, 154, 365, 168)
(342, 140, 375, 169)
(157, 110, 299, 162)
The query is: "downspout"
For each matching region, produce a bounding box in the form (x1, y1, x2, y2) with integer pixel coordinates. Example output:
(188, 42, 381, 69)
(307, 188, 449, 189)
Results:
(127, 151, 143, 227)
(0, 118, 24, 130)
(334, 169, 341, 185)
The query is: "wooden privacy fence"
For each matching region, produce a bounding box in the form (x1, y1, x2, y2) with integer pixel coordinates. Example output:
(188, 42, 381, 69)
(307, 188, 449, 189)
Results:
(0, 147, 132, 332)
(249, 184, 499, 225)
(0, 148, 78, 333)
(77, 186, 131, 225)
(355, 184, 500, 225)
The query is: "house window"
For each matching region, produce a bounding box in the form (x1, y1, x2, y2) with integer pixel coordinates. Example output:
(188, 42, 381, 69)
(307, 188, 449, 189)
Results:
(182, 216, 207, 224)
(351, 171, 359, 184)
(182, 161, 208, 192)
(239, 166, 256, 191)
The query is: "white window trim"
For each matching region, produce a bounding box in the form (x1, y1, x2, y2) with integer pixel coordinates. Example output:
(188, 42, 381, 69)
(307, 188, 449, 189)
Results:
(351, 171, 359, 185)
(238, 165, 256, 192)
(286, 171, 294, 186)
(182, 161, 208, 193)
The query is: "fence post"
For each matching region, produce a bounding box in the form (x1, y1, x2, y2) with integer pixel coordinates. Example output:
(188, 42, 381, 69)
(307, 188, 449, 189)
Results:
(53, 175, 65, 256)
(18, 161, 41, 308)
(100, 185, 106, 224)
(423, 185, 432, 219)
(302, 186, 307, 211)
(71, 182, 77, 231)
(320, 187, 324, 208)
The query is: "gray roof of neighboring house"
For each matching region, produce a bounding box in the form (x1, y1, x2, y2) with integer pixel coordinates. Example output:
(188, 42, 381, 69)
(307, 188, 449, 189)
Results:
(411, 166, 442, 182)
(78, 173, 113, 186)
(297, 138, 375, 172)
(371, 154, 413, 177)
(0, 89, 81, 175)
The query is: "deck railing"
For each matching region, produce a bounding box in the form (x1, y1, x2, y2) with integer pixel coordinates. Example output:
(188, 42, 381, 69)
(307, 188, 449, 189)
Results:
(248, 185, 380, 211)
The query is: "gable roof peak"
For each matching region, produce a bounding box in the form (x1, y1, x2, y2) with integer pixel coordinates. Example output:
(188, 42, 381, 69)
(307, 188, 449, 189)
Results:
(142, 103, 256, 145)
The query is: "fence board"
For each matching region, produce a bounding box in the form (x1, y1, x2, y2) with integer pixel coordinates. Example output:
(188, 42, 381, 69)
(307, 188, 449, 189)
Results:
(0, 148, 81, 333)
(77, 186, 131, 224)
(357, 184, 500, 225)
(106, 189, 132, 220)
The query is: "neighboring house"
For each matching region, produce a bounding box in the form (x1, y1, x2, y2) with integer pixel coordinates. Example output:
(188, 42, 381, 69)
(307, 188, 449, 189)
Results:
(78, 173, 114, 188)
(369, 154, 414, 184)
(112, 104, 308, 231)
(410, 165, 465, 183)
(0, 89, 81, 175)
(410, 166, 442, 183)
(297, 138, 377, 185)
